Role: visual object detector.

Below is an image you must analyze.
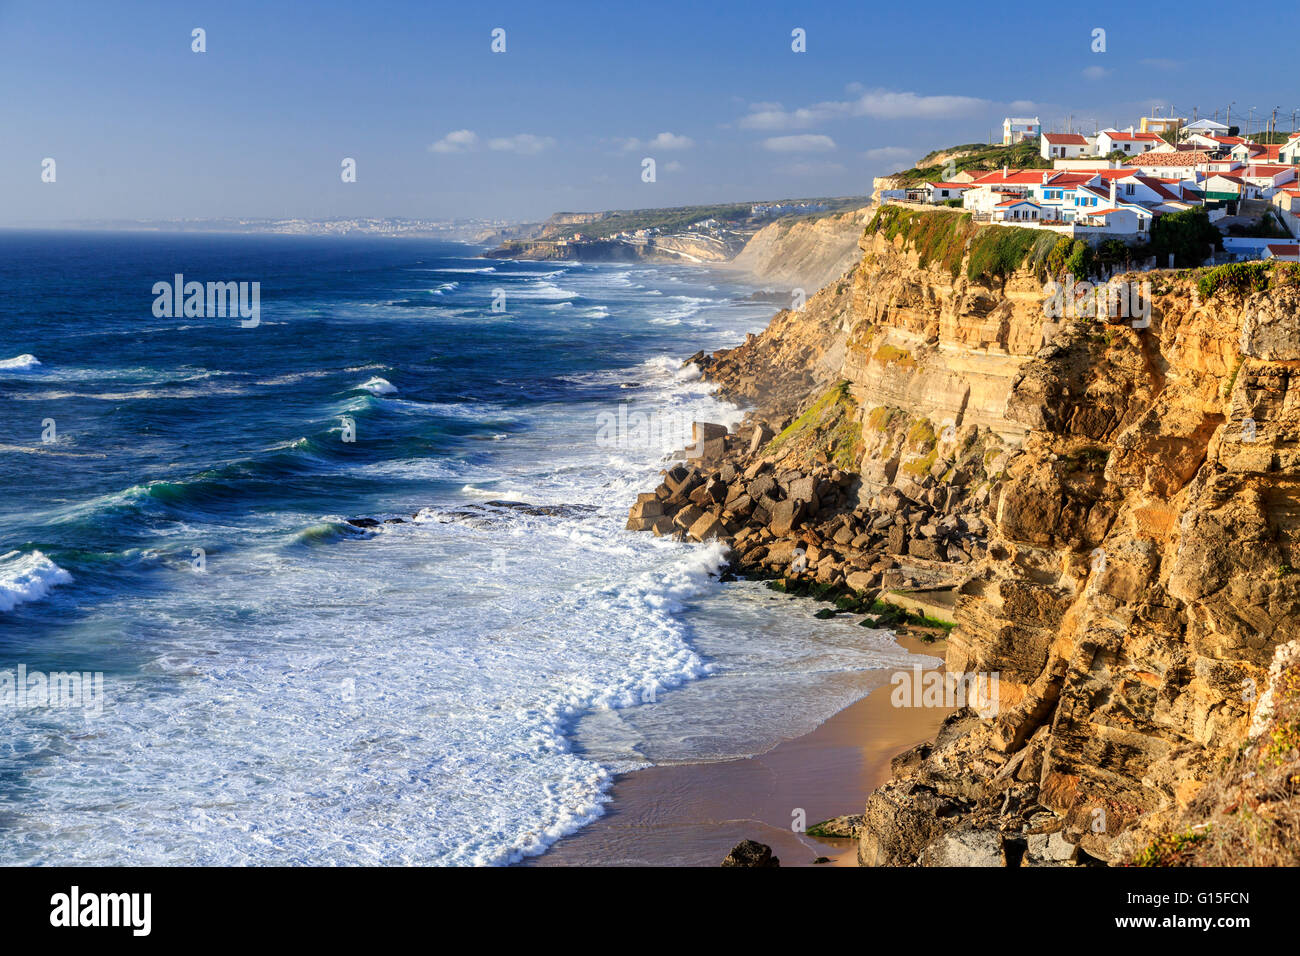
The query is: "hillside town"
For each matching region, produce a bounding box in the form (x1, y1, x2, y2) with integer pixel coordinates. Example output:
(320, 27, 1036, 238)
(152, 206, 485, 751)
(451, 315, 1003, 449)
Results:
(885, 114, 1300, 262)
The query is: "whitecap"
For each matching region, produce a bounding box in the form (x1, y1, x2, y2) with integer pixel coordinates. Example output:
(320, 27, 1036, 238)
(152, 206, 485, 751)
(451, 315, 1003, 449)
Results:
(0, 550, 73, 612)
(1, 353, 41, 371)
(357, 377, 398, 395)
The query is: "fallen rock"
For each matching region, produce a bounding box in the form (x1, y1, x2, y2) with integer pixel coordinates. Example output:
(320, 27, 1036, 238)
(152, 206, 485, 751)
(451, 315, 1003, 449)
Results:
(721, 840, 780, 867)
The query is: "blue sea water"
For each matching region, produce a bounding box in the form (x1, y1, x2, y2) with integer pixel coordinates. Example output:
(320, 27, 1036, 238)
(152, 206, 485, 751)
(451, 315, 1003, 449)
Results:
(0, 231, 924, 865)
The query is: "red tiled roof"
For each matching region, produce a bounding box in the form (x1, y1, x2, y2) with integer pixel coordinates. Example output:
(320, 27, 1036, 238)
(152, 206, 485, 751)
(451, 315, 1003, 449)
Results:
(1105, 131, 1163, 142)
(969, 169, 1053, 185)
(1134, 176, 1180, 200)
(1244, 164, 1297, 177)
(1038, 172, 1094, 187)
(995, 198, 1040, 207)
(1124, 151, 1210, 166)
(1042, 133, 1089, 145)
(1265, 244, 1299, 257)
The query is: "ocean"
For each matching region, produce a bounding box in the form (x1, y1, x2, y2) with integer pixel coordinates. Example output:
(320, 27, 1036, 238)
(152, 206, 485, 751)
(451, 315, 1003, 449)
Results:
(0, 231, 922, 865)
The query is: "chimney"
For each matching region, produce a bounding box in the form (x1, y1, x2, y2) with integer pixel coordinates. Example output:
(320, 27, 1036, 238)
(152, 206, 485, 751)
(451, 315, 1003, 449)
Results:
(1110, 179, 1118, 204)
(1042, 171, 1049, 184)
(1003, 164, 1008, 178)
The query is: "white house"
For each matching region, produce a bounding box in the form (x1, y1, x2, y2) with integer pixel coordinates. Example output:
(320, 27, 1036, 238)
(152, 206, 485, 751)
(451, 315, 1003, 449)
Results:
(1003, 117, 1041, 145)
(1281, 135, 1300, 165)
(1096, 129, 1164, 157)
(1240, 164, 1299, 197)
(1076, 206, 1152, 236)
(1183, 118, 1230, 136)
(991, 198, 1042, 222)
(1040, 132, 1091, 160)
(923, 181, 970, 203)
(1264, 243, 1300, 262)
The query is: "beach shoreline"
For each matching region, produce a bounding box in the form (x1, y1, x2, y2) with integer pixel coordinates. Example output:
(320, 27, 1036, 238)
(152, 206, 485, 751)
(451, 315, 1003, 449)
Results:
(526, 630, 953, 867)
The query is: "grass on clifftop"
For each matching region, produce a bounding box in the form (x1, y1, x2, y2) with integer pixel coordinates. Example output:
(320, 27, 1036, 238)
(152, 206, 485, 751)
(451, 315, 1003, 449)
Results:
(867, 206, 1063, 284)
(765, 380, 864, 470)
(886, 140, 1051, 185)
(1194, 261, 1300, 300)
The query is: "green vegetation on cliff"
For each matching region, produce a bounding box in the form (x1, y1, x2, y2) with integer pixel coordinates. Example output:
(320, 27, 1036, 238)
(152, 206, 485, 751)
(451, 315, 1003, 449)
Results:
(765, 380, 863, 470)
(1195, 261, 1300, 300)
(886, 140, 1050, 185)
(867, 206, 1064, 283)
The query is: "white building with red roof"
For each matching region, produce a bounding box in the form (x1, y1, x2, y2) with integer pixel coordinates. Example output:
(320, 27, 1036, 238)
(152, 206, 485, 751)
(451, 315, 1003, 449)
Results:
(1239, 164, 1299, 196)
(1096, 129, 1164, 157)
(1282, 135, 1300, 165)
(1040, 132, 1092, 161)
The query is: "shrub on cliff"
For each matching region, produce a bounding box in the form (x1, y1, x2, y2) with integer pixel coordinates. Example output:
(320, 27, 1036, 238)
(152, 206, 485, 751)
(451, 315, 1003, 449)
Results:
(868, 206, 975, 277)
(965, 227, 1054, 284)
(1149, 208, 1222, 268)
(1196, 262, 1273, 300)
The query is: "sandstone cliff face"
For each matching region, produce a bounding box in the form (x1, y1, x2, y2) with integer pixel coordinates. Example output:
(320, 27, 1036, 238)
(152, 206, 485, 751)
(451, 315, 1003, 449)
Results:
(728, 208, 873, 292)
(696, 216, 1300, 864)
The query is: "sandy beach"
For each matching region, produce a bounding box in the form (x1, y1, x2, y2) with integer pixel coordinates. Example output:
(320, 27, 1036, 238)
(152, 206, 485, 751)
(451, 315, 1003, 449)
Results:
(528, 633, 954, 867)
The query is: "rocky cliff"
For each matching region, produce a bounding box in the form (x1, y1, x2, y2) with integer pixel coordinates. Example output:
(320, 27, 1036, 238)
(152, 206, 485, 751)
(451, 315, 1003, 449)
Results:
(727, 207, 874, 292)
(631, 208, 1300, 866)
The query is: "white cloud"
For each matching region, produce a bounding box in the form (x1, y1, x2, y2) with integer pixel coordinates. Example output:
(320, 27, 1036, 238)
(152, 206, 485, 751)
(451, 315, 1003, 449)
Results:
(663, 160, 684, 173)
(739, 88, 989, 130)
(1082, 65, 1110, 80)
(488, 134, 556, 154)
(620, 131, 694, 151)
(429, 129, 479, 153)
(651, 131, 693, 149)
(764, 134, 837, 153)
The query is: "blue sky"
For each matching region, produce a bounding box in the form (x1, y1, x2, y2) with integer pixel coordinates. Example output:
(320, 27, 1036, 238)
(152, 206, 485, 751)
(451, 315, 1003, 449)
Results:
(3, 0, 1298, 224)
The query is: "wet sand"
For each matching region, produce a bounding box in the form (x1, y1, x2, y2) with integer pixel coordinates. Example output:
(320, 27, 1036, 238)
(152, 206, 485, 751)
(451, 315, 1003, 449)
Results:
(527, 634, 953, 867)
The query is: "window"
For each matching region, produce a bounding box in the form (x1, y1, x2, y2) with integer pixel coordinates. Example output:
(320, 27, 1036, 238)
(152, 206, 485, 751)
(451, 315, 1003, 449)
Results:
(1125, 184, 1135, 195)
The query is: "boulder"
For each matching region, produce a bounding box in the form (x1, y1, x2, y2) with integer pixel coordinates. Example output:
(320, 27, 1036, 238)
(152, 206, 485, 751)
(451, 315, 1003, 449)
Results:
(721, 840, 780, 867)
(748, 424, 774, 455)
(692, 421, 729, 443)
(628, 493, 663, 520)
(687, 511, 727, 542)
(672, 504, 705, 530)
(769, 498, 806, 536)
